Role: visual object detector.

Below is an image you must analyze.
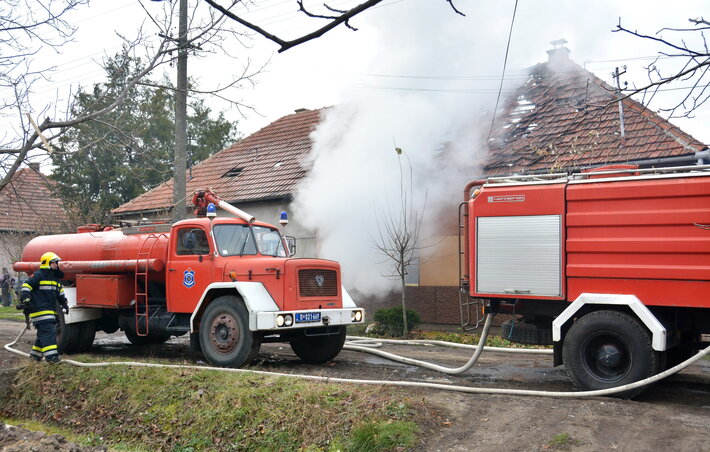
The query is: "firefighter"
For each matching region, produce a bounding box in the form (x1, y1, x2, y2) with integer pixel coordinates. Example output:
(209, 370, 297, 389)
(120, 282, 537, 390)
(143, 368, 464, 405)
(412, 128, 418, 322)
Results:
(19, 252, 68, 363)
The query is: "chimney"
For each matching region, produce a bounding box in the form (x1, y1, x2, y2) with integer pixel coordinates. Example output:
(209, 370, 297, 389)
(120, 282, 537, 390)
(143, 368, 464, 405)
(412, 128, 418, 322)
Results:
(547, 39, 571, 66)
(28, 163, 41, 172)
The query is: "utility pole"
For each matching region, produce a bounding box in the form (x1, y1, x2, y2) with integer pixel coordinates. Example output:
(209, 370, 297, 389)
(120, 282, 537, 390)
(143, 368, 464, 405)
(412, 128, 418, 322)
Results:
(172, 0, 188, 222)
(612, 66, 627, 140)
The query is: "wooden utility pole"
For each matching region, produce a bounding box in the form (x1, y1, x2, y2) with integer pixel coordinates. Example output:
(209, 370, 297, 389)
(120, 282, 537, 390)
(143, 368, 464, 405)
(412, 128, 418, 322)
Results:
(173, 0, 188, 222)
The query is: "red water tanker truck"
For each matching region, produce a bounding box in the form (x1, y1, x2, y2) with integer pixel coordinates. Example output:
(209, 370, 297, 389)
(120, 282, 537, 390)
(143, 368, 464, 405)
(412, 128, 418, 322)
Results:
(14, 190, 364, 367)
(460, 164, 710, 393)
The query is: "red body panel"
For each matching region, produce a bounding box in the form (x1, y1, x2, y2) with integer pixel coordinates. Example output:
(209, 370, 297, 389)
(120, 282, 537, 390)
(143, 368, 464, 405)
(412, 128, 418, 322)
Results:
(566, 176, 710, 308)
(468, 183, 567, 300)
(467, 173, 710, 309)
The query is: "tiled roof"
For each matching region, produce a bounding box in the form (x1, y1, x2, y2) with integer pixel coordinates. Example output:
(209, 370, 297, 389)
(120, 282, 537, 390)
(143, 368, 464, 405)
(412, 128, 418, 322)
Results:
(0, 168, 73, 232)
(484, 57, 707, 175)
(112, 108, 322, 215)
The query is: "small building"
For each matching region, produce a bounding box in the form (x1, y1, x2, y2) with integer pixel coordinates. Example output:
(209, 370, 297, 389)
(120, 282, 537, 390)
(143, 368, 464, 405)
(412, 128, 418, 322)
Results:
(0, 163, 74, 271)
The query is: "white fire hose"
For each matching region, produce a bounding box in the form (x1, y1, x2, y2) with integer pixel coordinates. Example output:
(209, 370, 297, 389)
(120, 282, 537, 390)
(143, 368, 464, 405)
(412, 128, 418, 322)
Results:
(4, 321, 709, 398)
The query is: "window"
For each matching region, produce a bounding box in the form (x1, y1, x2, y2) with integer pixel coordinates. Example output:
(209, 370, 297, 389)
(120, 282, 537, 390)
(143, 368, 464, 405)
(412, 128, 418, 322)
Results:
(253, 226, 287, 257)
(176, 228, 210, 256)
(213, 224, 257, 256)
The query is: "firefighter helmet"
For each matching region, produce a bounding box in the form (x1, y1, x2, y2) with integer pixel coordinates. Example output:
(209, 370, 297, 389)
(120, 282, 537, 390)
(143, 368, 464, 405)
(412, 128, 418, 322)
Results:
(39, 252, 61, 269)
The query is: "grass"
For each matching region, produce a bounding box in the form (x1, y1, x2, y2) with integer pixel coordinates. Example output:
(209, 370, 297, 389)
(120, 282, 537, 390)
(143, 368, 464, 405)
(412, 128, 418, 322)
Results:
(0, 304, 23, 321)
(1, 363, 432, 451)
(545, 432, 581, 449)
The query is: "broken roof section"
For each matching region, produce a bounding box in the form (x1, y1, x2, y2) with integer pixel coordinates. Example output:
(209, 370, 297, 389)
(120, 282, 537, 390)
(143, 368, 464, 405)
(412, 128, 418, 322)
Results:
(112, 108, 321, 216)
(484, 43, 707, 175)
(0, 165, 73, 233)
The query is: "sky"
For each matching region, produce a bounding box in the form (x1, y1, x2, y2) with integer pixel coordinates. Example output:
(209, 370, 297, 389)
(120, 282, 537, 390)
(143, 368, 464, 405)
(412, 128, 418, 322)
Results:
(9, 0, 710, 294)
(18, 0, 710, 141)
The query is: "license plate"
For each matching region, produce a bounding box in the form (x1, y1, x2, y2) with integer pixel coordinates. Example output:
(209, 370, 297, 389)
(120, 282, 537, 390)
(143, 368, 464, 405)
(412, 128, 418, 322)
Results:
(295, 312, 321, 323)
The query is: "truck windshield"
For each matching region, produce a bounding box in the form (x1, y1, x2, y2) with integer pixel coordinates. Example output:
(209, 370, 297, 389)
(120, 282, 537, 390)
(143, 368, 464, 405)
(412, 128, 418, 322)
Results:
(252, 225, 287, 257)
(213, 224, 257, 256)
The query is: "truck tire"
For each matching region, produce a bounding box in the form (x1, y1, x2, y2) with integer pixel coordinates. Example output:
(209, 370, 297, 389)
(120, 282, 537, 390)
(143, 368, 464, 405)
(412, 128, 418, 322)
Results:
(562, 310, 659, 398)
(75, 321, 96, 352)
(56, 311, 95, 353)
(501, 318, 553, 345)
(290, 326, 346, 364)
(199, 296, 261, 367)
(124, 329, 171, 346)
(56, 311, 78, 354)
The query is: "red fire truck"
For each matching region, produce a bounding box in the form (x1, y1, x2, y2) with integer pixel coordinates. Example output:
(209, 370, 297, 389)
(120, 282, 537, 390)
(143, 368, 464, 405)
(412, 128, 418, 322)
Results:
(14, 190, 364, 367)
(461, 165, 710, 394)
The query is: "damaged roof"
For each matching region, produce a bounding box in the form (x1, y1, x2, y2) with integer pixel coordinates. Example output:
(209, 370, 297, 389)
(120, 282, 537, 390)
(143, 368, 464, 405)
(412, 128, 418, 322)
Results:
(0, 167, 73, 233)
(484, 49, 707, 175)
(112, 108, 322, 215)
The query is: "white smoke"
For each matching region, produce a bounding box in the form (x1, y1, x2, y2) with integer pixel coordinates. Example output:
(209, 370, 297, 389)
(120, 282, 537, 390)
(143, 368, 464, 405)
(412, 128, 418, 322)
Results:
(292, 0, 518, 295)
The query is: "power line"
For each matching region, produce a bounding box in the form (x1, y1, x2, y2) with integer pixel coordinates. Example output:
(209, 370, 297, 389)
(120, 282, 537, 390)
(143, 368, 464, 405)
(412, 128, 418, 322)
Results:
(488, 0, 519, 140)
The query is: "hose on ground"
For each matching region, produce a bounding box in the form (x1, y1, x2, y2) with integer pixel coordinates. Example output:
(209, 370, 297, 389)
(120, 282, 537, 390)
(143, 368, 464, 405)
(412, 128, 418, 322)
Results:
(4, 322, 709, 398)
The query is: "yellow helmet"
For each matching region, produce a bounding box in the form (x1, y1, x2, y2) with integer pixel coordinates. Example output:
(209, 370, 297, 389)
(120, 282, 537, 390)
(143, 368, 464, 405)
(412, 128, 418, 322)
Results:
(39, 252, 61, 269)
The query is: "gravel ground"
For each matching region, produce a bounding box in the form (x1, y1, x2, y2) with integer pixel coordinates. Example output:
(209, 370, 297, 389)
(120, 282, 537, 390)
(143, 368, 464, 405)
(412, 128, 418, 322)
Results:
(1, 318, 709, 451)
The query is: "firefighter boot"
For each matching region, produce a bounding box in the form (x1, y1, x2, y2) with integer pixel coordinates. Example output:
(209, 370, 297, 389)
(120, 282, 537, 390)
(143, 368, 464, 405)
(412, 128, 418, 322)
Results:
(45, 355, 61, 364)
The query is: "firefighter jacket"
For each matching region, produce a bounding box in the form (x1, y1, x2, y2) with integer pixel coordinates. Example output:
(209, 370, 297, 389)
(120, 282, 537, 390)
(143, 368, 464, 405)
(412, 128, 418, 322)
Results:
(20, 268, 67, 325)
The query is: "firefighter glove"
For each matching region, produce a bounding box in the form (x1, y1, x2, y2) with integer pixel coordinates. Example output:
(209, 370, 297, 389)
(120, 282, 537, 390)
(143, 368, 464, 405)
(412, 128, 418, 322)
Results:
(62, 303, 69, 315)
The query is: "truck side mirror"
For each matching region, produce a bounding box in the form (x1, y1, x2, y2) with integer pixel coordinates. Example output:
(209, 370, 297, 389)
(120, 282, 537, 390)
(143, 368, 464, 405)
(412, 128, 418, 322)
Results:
(285, 236, 296, 257)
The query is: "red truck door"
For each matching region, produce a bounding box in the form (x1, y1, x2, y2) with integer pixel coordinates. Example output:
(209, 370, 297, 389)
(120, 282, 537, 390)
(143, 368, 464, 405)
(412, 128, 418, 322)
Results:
(166, 225, 214, 313)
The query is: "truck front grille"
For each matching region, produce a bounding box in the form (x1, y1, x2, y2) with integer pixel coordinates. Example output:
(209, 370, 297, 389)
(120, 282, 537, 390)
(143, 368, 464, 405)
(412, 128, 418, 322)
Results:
(298, 269, 338, 297)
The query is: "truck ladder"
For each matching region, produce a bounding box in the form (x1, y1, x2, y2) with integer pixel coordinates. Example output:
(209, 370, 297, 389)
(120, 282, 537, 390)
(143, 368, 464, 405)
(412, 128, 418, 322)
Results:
(458, 202, 481, 331)
(135, 233, 166, 336)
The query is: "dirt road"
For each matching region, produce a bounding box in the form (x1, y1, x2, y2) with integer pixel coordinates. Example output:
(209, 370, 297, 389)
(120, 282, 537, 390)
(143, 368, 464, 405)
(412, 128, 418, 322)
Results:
(1, 318, 709, 451)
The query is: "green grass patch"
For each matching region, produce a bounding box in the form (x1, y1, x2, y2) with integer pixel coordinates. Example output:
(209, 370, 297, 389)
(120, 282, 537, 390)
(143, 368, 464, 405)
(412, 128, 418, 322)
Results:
(545, 432, 581, 449)
(0, 305, 23, 321)
(2, 363, 432, 451)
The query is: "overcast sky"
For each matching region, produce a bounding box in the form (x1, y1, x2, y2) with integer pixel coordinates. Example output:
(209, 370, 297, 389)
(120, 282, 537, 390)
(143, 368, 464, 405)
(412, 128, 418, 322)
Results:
(24, 0, 710, 142)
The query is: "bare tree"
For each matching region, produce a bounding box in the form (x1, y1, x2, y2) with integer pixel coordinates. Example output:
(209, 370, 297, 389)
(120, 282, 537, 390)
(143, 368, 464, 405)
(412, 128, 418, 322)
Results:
(204, 0, 465, 53)
(0, 1, 262, 195)
(614, 17, 710, 118)
(372, 146, 426, 336)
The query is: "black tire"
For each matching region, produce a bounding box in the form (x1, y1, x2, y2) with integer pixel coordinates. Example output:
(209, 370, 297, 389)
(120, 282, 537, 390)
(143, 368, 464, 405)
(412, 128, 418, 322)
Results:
(198, 296, 260, 367)
(290, 326, 346, 364)
(562, 310, 659, 398)
(74, 321, 96, 352)
(56, 310, 79, 354)
(501, 318, 553, 345)
(56, 308, 96, 354)
(125, 329, 171, 346)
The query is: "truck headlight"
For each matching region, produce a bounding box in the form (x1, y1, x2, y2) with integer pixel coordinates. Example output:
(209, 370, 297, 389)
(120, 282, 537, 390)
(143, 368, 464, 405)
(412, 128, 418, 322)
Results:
(352, 310, 363, 322)
(276, 314, 285, 327)
(284, 314, 293, 326)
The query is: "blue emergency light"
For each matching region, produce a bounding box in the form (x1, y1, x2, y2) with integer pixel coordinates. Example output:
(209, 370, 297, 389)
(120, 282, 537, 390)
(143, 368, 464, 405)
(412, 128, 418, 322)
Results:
(207, 203, 217, 218)
(279, 211, 288, 226)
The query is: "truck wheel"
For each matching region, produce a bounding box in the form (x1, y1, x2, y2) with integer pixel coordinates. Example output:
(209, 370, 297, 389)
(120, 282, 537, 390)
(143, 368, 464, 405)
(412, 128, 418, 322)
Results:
(290, 326, 346, 364)
(56, 311, 77, 354)
(562, 310, 659, 398)
(199, 296, 260, 367)
(125, 329, 171, 346)
(74, 321, 96, 352)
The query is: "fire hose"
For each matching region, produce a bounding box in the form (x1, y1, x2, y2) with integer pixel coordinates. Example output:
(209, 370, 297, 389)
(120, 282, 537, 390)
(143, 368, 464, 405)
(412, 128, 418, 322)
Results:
(4, 320, 709, 398)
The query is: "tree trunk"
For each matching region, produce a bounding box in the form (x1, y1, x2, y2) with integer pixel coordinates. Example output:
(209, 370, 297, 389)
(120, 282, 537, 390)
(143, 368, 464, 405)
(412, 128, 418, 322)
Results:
(401, 274, 408, 336)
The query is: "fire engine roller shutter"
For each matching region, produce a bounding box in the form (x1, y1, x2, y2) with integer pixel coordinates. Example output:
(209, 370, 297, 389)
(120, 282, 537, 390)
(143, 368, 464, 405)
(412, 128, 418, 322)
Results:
(476, 215, 561, 297)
